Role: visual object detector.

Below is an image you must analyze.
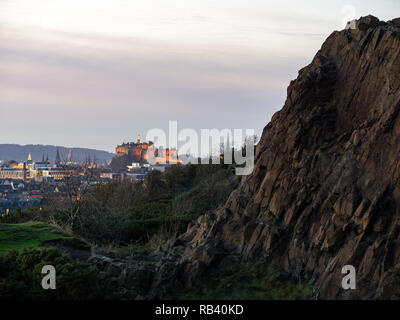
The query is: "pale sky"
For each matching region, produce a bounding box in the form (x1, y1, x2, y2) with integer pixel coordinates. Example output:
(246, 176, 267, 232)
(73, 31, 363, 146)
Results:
(0, 0, 399, 152)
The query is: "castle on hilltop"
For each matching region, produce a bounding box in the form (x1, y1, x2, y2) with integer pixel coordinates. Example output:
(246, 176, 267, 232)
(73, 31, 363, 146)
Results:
(115, 139, 180, 164)
(115, 139, 154, 161)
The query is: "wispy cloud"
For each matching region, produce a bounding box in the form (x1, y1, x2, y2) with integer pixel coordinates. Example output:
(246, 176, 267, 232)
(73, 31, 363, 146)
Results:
(1, 0, 399, 151)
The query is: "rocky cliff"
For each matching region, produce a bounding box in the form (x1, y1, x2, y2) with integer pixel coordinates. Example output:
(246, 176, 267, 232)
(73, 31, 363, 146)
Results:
(155, 16, 400, 300)
(90, 16, 400, 300)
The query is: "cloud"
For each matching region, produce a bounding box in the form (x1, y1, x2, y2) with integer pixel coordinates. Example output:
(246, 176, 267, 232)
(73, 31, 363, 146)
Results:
(2, 0, 399, 151)
(0, 24, 304, 152)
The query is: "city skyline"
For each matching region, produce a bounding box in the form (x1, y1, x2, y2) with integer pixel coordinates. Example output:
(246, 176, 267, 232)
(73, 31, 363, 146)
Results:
(1, 0, 399, 152)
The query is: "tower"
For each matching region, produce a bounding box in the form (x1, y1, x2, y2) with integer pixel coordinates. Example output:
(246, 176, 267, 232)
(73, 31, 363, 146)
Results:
(23, 162, 27, 182)
(223, 134, 233, 164)
(55, 148, 61, 166)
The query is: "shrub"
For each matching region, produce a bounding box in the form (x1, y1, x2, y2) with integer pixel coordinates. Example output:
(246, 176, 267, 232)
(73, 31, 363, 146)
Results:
(0, 248, 120, 300)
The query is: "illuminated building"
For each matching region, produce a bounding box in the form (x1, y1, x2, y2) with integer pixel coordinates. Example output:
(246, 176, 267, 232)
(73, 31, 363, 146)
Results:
(115, 139, 154, 161)
(115, 139, 181, 164)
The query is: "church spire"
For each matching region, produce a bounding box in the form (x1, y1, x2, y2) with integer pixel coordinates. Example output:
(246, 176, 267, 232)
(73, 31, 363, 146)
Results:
(55, 148, 61, 165)
(28, 153, 32, 161)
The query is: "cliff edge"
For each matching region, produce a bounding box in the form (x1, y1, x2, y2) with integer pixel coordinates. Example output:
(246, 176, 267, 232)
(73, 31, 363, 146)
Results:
(162, 16, 400, 300)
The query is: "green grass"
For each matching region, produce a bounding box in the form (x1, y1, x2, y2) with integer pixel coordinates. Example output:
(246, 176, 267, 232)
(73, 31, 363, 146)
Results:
(0, 222, 73, 255)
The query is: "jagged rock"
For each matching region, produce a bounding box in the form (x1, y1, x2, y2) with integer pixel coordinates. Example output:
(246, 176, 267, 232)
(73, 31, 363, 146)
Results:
(159, 16, 400, 300)
(41, 238, 91, 261)
(124, 268, 154, 295)
(105, 261, 126, 277)
(89, 16, 400, 300)
(389, 18, 400, 28)
(356, 15, 385, 31)
(88, 254, 114, 271)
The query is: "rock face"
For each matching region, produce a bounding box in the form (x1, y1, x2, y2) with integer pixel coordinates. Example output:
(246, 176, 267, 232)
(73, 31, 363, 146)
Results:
(94, 16, 400, 300)
(161, 16, 400, 300)
(88, 252, 160, 299)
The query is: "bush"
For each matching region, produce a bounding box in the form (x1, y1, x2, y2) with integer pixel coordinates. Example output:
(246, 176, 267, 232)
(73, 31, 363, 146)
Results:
(18, 164, 238, 248)
(0, 248, 120, 300)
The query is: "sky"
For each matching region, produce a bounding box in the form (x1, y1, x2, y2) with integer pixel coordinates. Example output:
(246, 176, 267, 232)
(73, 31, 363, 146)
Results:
(0, 0, 399, 152)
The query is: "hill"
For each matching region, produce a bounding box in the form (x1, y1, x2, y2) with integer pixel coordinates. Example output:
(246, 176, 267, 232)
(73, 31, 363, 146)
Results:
(0, 222, 91, 259)
(0, 144, 114, 164)
(0, 222, 72, 254)
(0, 222, 116, 300)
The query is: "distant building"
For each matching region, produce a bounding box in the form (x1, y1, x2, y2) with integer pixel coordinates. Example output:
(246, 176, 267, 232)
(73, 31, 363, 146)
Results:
(0, 168, 25, 180)
(4, 154, 70, 182)
(115, 139, 154, 161)
(47, 168, 69, 180)
(125, 172, 147, 181)
(100, 172, 114, 179)
(127, 162, 141, 170)
(34, 161, 51, 170)
(153, 147, 180, 164)
(115, 139, 180, 164)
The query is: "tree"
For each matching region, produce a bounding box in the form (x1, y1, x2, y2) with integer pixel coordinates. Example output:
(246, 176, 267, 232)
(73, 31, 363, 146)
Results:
(164, 165, 183, 194)
(144, 170, 166, 196)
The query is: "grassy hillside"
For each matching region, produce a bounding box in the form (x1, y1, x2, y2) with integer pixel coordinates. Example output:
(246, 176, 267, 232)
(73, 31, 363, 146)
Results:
(0, 222, 73, 255)
(0, 222, 119, 300)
